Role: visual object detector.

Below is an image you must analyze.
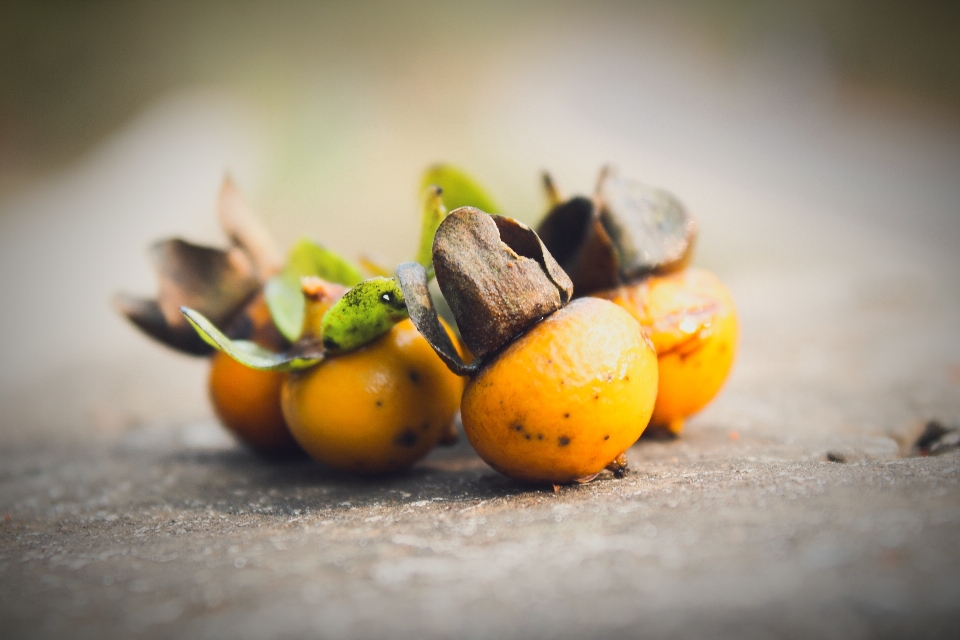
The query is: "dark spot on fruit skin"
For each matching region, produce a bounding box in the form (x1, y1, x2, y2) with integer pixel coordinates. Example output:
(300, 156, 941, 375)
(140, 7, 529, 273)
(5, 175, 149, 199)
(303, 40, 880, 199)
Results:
(547, 359, 553, 365)
(558, 436, 570, 447)
(537, 434, 544, 440)
(513, 424, 523, 432)
(524, 434, 531, 440)
(594, 394, 600, 400)
(625, 375, 630, 381)
(563, 413, 570, 419)
(394, 430, 418, 448)
(605, 373, 613, 382)
(603, 435, 609, 440)
(409, 371, 420, 384)
(376, 400, 383, 407)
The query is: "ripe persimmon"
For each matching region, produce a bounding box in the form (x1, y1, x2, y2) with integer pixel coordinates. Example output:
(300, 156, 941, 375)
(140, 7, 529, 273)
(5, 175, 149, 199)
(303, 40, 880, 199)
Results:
(400, 207, 658, 484)
(282, 318, 464, 473)
(537, 169, 738, 437)
(595, 268, 738, 434)
(207, 295, 300, 454)
(461, 298, 657, 483)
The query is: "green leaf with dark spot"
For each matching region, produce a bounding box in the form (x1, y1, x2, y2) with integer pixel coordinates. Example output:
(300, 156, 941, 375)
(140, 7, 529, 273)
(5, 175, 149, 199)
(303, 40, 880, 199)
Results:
(420, 164, 500, 214)
(320, 278, 409, 354)
(182, 307, 323, 371)
(266, 239, 364, 342)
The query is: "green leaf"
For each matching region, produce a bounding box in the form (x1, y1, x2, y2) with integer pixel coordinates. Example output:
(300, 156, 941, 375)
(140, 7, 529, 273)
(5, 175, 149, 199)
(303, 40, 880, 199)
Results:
(320, 278, 409, 354)
(416, 186, 447, 270)
(265, 239, 364, 342)
(182, 307, 323, 371)
(420, 164, 500, 214)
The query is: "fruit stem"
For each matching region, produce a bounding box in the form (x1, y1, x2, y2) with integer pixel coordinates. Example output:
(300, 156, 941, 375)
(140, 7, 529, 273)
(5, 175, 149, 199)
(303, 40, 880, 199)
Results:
(542, 171, 562, 209)
(299, 276, 341, 342)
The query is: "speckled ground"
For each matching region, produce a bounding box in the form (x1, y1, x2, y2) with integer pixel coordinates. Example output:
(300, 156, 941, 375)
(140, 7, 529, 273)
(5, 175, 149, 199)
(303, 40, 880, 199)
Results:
(2, 421, 959, 640)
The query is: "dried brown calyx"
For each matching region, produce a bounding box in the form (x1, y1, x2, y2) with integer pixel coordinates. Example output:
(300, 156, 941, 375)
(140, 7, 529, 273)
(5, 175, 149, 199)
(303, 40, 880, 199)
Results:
(115, 177, 285, 355)
(536, 167, 697, 296)
(115, 239, 264, 355)
(398, 207, 572, 376)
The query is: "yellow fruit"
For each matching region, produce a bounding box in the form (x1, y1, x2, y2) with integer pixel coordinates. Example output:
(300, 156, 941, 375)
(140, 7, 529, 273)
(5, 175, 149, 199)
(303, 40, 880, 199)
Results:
(281, 319, 464, 474)
(596, 268, 738, 434)
(460, 297, 658, 483)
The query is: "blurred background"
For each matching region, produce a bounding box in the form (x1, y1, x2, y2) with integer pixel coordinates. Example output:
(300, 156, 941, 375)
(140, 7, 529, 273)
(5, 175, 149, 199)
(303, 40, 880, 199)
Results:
(2, 0, 959, 445)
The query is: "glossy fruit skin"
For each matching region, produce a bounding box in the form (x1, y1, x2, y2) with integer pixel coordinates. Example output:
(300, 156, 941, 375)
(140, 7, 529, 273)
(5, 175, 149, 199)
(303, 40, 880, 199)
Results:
(207, 295, 300, 455)
(209, 352, 298, 453)
(461, 297, 658, 484)
(595, 268, 738, 434)
(281, 319, 465, 474)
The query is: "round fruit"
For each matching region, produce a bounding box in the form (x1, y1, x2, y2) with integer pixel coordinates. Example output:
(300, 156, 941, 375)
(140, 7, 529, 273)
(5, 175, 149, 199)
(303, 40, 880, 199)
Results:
(207, 295, 300, 454)
(281, 319, 464, 474)
(596, 267, 738, 434)
(460, 297, 658, 483)
(208, 351, 297, 453)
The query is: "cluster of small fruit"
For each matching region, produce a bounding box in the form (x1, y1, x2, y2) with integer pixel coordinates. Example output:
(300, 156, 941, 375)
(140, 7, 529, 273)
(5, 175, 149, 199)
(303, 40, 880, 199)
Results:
(116, 165, 737, 485)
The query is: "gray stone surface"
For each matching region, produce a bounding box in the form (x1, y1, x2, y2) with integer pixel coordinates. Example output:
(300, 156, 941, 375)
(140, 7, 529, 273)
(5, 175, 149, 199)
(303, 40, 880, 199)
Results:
(2, 422, 959, 640)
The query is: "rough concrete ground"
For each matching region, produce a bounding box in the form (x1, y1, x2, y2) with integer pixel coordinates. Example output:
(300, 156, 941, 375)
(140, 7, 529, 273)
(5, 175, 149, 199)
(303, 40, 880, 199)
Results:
(2, 423, 959, 640)
(2, 241, 959, 638)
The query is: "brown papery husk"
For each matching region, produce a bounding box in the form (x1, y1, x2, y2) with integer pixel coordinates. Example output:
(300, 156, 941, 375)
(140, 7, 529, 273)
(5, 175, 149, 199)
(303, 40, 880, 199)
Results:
(536, 170, 697, 297)
(115, 238, 261, 355)
(535, 196, 620, 296)
(425, 207, 573, 364)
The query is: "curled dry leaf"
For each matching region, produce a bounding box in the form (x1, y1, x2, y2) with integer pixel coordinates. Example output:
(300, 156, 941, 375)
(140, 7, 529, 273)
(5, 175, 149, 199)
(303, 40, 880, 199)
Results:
(537, 168, 697, 296)
(596, 171, 697, 281)
(115, 239, 260, 355)
(218, 175, 284, 278)
(426, 207, 572, 362)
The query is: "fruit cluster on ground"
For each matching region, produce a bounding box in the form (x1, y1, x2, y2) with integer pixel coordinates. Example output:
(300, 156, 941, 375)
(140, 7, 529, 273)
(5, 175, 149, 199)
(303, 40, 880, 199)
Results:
(117, 165, 738, 484)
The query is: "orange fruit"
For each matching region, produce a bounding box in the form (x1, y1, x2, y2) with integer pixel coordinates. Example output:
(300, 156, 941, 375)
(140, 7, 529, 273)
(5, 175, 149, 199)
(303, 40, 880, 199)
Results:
(207, 295, 300, 454)
(595, 268, 738, 434)
(209, 353, 297, 453)
(281, 319, 465, 474)
(461, 297, 658, 483)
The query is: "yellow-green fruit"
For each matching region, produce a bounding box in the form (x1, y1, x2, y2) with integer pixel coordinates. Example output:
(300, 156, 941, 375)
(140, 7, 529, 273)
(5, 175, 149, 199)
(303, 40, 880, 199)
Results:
(460, 297, 658, 484)
(281, 319, 464, 474)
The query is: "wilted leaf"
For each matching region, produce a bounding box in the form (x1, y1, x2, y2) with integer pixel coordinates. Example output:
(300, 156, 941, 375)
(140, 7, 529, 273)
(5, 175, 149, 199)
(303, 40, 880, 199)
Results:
(420, 164, 500, 214)
(265, 240, 364, 342)
(182, 307, 323, 371)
